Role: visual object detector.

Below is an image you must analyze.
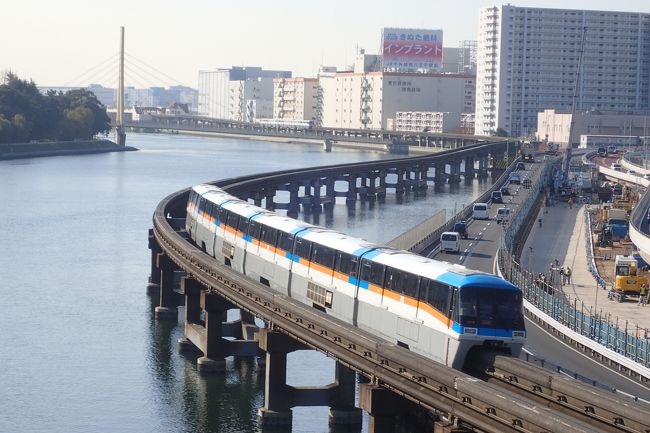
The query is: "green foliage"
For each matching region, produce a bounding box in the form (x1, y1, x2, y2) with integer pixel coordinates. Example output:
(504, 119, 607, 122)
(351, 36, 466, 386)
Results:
(0, 72, 111, 143)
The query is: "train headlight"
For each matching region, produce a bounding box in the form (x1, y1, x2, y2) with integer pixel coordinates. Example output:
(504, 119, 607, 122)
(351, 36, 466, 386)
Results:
(464, 327, 477, 335)
(513, 331, 526, 339)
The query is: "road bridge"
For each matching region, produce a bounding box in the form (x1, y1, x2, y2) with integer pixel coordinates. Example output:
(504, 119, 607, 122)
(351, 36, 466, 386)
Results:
(120, 114, 498, 153)
(148, 145, 650, 432)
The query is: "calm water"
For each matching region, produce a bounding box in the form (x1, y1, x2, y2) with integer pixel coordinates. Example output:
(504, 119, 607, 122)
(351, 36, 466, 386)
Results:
(0, 133, 493, 433)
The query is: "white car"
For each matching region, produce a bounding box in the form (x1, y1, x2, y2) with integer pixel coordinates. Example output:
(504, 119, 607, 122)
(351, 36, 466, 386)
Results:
(610, 163, 622, 171)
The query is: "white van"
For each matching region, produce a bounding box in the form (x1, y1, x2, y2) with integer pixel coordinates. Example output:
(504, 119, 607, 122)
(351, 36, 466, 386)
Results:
(440, 232, 460, 254)
(496, 207, 511, 223)
(473, 203, 489, 220)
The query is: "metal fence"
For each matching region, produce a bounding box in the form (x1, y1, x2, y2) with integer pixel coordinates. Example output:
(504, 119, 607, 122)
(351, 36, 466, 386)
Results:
(498, 162, 650, 368)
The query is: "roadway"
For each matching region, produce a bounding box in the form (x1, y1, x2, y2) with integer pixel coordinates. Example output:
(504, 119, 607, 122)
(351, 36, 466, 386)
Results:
(430, 159, 650, 401)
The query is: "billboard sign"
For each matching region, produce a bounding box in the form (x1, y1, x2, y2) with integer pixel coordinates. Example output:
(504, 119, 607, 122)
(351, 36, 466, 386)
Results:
(382, 28, 443, 71)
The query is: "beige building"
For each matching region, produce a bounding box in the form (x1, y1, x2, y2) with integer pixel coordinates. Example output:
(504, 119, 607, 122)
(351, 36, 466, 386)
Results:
(320, 54, 475, 130)
(272, 78, 321, 124)
(537, 109, 650, 147)
(395, 111, 461, 133)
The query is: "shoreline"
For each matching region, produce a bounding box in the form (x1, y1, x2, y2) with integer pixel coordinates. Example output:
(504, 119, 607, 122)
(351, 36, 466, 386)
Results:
(0, 139, 138, 161)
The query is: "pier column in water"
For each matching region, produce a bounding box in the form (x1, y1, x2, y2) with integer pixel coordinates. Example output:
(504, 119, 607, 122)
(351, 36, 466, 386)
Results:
(178, 276, 202, 351)
(449, 160, 461, 183)
(434, 162, 446, 184)
(287, 183, 300, 218)
(264, 187, 275, 211)
(346, 174, 357, 205)
(328, 363, 362, 426)
(464, 156, 475, 180)
(147, 229, 161, 293)
(359, 384, 413, 433)
(155, 253, 177, 320)
(257, 329, 297, 428)
(196, 292, 230, 372)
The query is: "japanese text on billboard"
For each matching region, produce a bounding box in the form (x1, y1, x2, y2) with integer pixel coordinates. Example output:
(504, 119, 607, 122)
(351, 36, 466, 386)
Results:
(382, 28, 443, 71)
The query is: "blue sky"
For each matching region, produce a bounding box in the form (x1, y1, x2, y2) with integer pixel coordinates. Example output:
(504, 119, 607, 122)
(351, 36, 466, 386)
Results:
(2, 0, 648, 88)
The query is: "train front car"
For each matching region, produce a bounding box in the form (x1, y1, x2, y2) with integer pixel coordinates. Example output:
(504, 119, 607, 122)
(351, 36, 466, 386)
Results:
(440, 270, 526, 370)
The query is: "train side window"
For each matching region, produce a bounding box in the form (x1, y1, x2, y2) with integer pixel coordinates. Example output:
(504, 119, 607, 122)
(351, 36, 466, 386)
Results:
(204, 202, 213, 221)
(188, 191, 197, 207)
(312, 243, 335, 268)
(210, 203, 219, 222)
(399, 271, 420, 299)
(277, 231, 294, 253)
(225, 210, 238, 229)
(247, 220, 261, 239)
(261, 225, 278, 247)
(197, 197, 205, 214)
(360, 259, 385, 287)
(421, 278, 451, 314)
(237, 214, 249, 234)
(294, 237, 312, 260)
(335, 251, 354, 275)
(217, 207, 228, 226)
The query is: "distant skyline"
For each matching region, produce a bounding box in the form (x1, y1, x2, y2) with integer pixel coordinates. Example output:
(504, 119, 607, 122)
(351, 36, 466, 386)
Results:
(2, 0, 649, 89)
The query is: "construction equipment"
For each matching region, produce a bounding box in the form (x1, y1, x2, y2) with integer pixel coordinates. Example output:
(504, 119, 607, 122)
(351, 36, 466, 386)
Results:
(597, 224, 613, 247)
(614, 255, 648, 299)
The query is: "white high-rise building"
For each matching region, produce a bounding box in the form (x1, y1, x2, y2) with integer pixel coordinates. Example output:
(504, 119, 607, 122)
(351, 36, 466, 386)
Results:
(198, 67, 291, 120)
(475, 5, 650, 137)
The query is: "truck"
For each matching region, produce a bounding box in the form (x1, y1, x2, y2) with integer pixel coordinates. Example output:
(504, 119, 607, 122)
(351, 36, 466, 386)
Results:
(614, 255, 647, 300)
(607, 208, 628, 239)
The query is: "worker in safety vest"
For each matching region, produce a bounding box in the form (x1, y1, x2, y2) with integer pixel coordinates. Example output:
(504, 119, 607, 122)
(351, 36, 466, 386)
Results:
(639, 284, 648, 307)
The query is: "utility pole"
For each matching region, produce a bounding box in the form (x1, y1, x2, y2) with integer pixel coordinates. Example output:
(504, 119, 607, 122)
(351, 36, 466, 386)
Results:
(116, 26, 126, 146)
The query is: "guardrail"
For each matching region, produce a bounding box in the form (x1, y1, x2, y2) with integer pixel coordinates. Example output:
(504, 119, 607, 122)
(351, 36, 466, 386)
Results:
(498, 160, 650, 377)
(583, 207, 608, 290)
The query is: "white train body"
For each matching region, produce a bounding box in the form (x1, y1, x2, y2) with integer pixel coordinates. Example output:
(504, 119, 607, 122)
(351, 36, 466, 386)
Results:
(186, 184, 526, 370)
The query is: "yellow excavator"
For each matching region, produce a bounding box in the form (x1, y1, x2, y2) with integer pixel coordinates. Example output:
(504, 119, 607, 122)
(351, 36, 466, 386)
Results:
(614, 255, 647, 300)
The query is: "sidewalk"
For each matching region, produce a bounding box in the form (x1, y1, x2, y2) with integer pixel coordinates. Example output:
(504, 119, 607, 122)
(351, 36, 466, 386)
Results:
(520, 201, 650, 332)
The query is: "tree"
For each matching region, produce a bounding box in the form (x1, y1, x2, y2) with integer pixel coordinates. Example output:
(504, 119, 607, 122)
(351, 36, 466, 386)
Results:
(0, 72, 112, 143)
(495, 128, 510, 137)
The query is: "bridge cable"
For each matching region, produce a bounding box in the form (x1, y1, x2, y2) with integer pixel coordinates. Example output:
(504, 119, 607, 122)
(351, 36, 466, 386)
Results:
(62, 53, 119, 87)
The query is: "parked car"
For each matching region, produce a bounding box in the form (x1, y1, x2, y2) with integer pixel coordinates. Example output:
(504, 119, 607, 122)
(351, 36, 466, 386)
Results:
(453, 221, 468, 239)
(490, 190, 503, 204)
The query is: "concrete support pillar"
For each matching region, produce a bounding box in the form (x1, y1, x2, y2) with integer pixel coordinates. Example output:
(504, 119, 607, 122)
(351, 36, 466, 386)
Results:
(258, 330, 295, 428)
(155, 253, 177, 320)
(449, 160, 461, 183)
(464, 156, 475, 179)
(346, 175, 357, 205)
(367, 172, 377, 201)
(359, 384, 413, 433)
(264, 188, 275, 211)
(178, 276, 202, 352)
(395, 169, 405, 195)
(377, 170, 387, 199)
(311, 179, 322, 213)
(323, 178, 335, 210)
(287, 183, 300, 218)
(147, 229, 161, 293)
(478, 155, 489, 178)
(328, 363, 362, 426)
(435, 163, 446, 184)
(196, 292, 229, 372)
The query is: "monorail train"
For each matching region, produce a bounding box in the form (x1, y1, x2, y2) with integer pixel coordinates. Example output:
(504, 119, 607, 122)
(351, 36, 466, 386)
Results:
(185, 184, 526, 370)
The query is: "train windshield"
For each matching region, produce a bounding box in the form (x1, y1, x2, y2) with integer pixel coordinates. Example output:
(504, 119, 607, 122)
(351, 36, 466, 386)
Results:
(455, 287, 524, 330)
